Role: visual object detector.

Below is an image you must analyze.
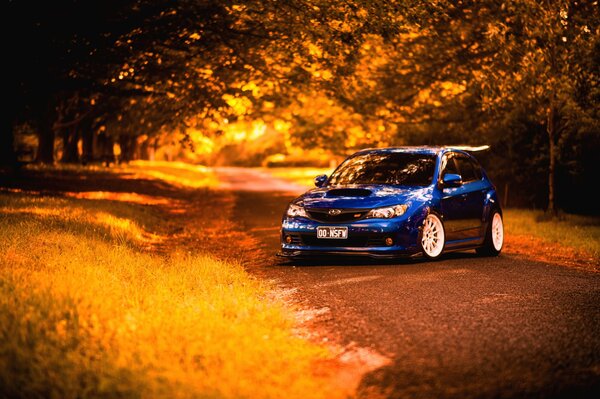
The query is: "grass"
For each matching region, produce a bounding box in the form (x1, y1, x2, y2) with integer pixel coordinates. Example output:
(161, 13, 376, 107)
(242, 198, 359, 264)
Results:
(504, 209, 600, 260)
(0, 187, 339, 398)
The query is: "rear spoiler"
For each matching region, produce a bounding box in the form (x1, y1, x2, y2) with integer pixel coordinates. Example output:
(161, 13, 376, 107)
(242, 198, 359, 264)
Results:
(446, 145, 490, 152)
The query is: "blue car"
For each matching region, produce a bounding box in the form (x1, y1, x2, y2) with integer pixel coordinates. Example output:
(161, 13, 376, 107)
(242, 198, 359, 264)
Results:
(279, 147, 504, 260)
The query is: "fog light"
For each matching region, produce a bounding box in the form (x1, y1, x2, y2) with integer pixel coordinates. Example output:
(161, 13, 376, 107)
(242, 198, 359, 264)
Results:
(285, 235, 293, 244)
(385, 237, 394, 246)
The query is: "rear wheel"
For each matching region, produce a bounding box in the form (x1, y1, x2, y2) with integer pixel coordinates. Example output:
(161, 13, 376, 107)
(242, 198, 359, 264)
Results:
(420, 213, 445, 259)
(477, 210, 503, 256)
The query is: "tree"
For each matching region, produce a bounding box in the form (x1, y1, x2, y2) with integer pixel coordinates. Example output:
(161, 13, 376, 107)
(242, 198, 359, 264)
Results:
(341, 0, 599, 213)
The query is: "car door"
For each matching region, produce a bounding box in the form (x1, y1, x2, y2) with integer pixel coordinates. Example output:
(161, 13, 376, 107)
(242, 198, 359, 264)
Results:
(439, 153, 468, 241)
(454, 154, 485, 239)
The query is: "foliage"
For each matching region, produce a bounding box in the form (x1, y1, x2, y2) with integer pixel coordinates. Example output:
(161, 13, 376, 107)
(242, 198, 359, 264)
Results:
(0, 188, 341, 399)
(4, 0, 386, 162)
(3, 0, 599, 212)
(330, 0, 599, 212)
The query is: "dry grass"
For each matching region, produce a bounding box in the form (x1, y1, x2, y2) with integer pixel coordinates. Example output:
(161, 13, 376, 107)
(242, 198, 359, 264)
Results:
(0, 185, 340, 398)
(504, 209, 600, 260)
(503, 209, 599, 270)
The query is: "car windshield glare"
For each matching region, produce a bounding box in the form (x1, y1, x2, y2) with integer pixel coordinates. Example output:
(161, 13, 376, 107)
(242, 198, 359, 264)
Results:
(328, 152, 436, 186)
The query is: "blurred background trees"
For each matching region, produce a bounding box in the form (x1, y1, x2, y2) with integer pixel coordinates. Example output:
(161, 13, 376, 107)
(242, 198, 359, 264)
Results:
(3, 0, 599, 213)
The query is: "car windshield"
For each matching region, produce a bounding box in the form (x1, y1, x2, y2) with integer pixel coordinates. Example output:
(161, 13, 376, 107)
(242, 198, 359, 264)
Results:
(328, 152, 437, 186)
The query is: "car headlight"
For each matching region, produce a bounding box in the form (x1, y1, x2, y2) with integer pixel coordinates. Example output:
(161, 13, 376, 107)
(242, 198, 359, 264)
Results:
(286, 203, 308, 218)
(366, 204, 408, 219)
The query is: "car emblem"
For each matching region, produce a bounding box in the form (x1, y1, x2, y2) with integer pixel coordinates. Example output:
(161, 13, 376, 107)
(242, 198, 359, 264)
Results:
(328, 209, 342, 215)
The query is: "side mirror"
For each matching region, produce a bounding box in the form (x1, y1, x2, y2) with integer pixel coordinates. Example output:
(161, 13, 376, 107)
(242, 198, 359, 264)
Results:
(442, 173, 463, 188)
(314, 174, 328, 188)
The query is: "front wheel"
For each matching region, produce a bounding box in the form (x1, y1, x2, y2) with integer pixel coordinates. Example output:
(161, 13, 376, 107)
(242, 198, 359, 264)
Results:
(420, 213, 445, 259)
(476, 210, 504, 256)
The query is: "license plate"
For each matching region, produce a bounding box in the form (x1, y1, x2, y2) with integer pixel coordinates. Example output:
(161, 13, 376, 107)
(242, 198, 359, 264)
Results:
(316, 226, 348, 239)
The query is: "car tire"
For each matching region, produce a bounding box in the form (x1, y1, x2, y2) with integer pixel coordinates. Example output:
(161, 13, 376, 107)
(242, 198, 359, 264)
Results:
(476, 210, 504, 256)
(420, 213, 446, 259)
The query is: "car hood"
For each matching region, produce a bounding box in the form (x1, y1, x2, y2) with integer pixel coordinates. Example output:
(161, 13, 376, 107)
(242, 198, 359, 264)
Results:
(298, 185, 432, 210)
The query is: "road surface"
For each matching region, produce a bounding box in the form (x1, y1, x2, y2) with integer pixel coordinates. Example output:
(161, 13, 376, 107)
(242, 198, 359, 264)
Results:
(215, 167, 600, 399)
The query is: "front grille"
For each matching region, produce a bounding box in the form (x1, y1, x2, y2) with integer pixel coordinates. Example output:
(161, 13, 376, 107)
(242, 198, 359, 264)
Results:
(299, 234, 389, 248)
(306, 208, 368, 223)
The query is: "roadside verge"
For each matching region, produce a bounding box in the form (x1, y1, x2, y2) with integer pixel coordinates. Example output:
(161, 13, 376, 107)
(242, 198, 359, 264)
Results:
(0, 163, 346, 399)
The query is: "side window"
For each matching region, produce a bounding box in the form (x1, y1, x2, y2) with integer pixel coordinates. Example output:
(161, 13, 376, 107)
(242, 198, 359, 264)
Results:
(471, 159, 483, 180)
(441, 153, 459, 178)
(456, 155, 480, 183)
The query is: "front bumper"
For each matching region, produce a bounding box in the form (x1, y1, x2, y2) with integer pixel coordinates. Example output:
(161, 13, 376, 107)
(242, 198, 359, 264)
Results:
(277, 249, 420, 259)
(280, 215, 423, 258)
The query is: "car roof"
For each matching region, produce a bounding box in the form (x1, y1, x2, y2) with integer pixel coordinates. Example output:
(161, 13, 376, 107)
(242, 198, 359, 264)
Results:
(352, 146, 445, 156)
(352, 146, 489, 157)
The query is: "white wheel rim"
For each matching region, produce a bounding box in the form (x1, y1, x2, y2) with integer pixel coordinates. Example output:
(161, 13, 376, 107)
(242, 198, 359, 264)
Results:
(422, 214, 444, 257)
(492, 213, 504, 251)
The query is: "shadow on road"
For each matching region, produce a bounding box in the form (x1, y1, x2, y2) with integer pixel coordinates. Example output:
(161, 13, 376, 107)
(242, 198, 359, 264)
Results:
(277, 252, 484, 268)
(0, 167, 186, 199)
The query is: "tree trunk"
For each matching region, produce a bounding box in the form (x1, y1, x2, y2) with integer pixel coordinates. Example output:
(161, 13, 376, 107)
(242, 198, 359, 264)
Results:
(0, 115, 17, 168)
(133, 139, 141, 161)
(132, 137, 142, 160)
(3, 75, 19, 168)
(140, 137, 150, 160)
(97, 131, 114, 166)
(80, 120, 94, 165)
(119, 135, 136, 163)
(149, 137, 158, 161)
(61, 126, 79, 163)
(36, 119, 55, 164)
(547, 105, 557, 216)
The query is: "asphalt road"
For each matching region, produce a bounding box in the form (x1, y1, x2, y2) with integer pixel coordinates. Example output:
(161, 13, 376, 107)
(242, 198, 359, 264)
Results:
(215, 167, 600, 399)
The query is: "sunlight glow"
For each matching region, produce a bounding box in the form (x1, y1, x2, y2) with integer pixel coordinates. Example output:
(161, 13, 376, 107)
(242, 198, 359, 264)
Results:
(125, 160, 218, 189)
